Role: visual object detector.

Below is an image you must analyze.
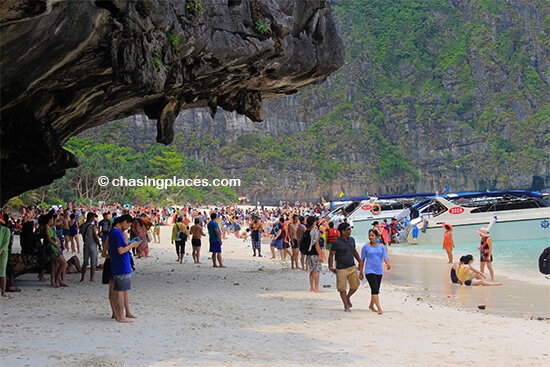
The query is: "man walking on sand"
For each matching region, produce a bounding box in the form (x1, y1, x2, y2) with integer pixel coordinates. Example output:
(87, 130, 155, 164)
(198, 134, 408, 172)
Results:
(109, 214, 140, 323)
(189, 217, 206, 264)
(207, 213, 225, 268)
(328, 222, 362, 312)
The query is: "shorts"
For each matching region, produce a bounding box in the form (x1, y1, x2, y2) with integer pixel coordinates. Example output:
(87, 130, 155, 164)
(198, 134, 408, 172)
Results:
(457, 279, 472, 286)
(192, 239, 201, 247)
(307, 255, 322, 273)
(209, 241, 222, 253)
(251, 230, 261, 249)
(365, 273, 383, 295)
(319, 238, 325, 249)
(113, 273, 131, 291)
(291, 239, 299, 249)
(275, 239, 283, 250)
(102, 258, 112, 285)
(82, 243, 98, 268)
(336, 266, 360, 292)
(0, 252, 8, 277)
(62, 229, 70, 236)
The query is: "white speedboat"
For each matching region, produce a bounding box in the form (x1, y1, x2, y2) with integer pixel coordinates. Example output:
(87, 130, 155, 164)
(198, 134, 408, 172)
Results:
(347, 199, 408, 236)
(404, 191, 550, 245)
(340, 193, 431, 239)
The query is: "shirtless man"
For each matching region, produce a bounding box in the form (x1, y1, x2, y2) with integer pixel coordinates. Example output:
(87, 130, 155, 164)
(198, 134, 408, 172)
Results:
(189, 218, 206, 264)
(287, 215, 300, 269)
(250, 216, 263, 257)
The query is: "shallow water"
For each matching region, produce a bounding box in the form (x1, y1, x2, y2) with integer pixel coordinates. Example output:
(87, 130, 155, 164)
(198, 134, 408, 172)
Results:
(353, 233, 550, 286)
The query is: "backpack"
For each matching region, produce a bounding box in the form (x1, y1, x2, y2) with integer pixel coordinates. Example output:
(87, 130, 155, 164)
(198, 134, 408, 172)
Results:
(299, 229, 312, 255)
(539, 246, 550, 275)
(176, 224, 187, 242)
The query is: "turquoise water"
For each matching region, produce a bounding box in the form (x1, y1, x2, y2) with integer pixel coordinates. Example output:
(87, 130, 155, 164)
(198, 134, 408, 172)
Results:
(353, 233, 550, 285)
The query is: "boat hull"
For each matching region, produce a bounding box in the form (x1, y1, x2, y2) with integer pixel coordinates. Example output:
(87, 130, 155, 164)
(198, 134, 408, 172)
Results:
(407, 211, 550, 245)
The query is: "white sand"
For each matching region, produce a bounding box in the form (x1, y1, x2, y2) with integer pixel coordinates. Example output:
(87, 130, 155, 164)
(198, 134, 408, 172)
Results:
(1, 226, 549, 367)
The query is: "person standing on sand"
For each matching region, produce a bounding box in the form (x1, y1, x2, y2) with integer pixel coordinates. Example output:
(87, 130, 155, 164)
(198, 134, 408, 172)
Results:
(478, 227, 496, 281)
(207, 213, 225, 268)
(296, 216, 307, 270)
(109, 214, 140, 323)
(288, 214, 300, 269)
(305, 216, 324, 293)
(250, 216, 263, 257)
(0, 216, 11, 296)
(80, 212, 101, 283)
(328, 222, 362, 312)
(442, 223, 454, 264)
(172, 217, 188, 263)
(189, 218, 206, 264)
(361, 229, 391, 314)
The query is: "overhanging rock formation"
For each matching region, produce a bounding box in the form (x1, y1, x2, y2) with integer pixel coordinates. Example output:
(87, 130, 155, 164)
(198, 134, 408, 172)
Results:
(0, 0, 344, 202)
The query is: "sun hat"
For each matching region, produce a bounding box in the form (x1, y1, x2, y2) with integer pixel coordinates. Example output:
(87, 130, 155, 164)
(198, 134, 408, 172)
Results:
(477, 227, 490, 237)
(442, 223, 453, 231)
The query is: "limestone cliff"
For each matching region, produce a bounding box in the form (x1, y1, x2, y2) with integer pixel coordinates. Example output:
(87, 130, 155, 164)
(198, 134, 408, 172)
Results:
(0, 0, 344, 202)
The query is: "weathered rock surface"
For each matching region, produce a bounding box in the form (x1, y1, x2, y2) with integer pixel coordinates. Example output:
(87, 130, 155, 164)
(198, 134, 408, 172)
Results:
(0, 0, 344, 202)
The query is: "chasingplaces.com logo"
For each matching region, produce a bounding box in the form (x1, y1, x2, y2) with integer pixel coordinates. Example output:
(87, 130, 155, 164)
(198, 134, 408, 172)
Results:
(97, 176, 241, 190)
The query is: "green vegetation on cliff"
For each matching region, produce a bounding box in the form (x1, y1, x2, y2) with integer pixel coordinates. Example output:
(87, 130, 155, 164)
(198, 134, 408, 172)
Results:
(13, 0, 549, 206)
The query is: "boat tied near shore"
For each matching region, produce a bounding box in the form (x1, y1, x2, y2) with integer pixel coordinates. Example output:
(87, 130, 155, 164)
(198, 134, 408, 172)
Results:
(401, 191, 550, 245)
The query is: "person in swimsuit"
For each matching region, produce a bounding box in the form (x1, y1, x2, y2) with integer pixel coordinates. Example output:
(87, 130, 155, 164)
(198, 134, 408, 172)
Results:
(451, 254, 502, 286)
(477, 227, 495, 281)
(189, 217, 206, 264)
(442, 223, 454, 264)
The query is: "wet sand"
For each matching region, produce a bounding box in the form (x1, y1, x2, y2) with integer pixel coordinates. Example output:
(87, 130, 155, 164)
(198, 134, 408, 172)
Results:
(387, 253, 550, 319)
(1, 227, 549, 366)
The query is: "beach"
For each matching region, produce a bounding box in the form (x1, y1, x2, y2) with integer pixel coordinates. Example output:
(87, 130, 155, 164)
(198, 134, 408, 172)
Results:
(1, 226, 549, 367)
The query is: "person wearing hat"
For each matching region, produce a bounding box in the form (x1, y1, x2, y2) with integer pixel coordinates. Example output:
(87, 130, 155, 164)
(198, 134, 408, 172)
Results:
(0, 216, 11, 296)
(477, 227, 495, 281)
(442, 223, 454, 264)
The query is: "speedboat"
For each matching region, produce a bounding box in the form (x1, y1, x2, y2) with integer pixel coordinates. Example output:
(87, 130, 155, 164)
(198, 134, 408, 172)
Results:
(342, 193, 433, 238)
(403, 191, 550, 245)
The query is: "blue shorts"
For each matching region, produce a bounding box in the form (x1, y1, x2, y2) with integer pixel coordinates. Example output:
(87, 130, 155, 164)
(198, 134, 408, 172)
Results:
(113, 273, 131, 291)
(273, 238, 283, 250)
(209, 241, 222, 253)
(319, 238, 325, 249)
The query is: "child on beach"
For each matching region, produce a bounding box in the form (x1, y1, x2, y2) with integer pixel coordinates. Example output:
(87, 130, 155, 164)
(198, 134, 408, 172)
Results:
(442, 223, 454, 264)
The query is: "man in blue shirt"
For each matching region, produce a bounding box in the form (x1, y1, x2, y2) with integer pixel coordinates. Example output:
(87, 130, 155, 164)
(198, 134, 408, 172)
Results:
(109, 214, 140, 323)
(207, 213, 225, 268)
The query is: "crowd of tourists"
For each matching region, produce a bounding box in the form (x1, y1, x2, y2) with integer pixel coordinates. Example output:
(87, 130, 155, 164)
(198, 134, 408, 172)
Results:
(1, 200, 394, 315)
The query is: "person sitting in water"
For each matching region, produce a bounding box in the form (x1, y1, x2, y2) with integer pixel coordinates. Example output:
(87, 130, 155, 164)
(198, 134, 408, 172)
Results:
(450, 254, 502, 286)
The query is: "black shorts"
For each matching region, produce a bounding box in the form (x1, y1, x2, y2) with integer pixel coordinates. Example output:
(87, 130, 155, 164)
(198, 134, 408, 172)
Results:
(192, 239, 201, 247)
(102, 258, 112, 285)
